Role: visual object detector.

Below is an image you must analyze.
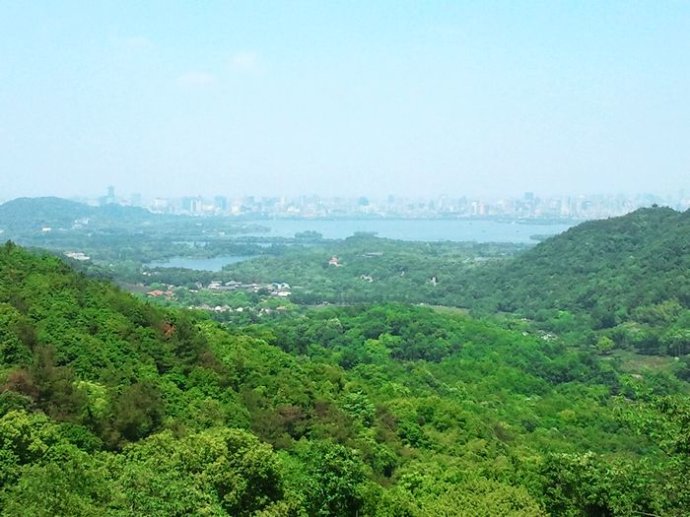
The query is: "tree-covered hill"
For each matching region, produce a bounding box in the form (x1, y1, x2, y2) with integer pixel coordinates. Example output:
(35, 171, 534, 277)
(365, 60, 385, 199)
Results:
(461, 207, 690, 355)
(216, 234, 525, 306)
(0, 197, 94, 231)
(0, 196, 154, 232)
(1, 241, 690, 515)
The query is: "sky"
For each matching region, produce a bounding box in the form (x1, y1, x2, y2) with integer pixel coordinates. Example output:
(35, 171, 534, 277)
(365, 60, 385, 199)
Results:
(0, 1, 689, 201)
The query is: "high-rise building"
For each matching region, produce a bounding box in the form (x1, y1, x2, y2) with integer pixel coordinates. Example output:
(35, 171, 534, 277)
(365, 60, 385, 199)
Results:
(181, 196, 204, 213)
(214, 196, 228, 212)
(100, 186, 117, 206)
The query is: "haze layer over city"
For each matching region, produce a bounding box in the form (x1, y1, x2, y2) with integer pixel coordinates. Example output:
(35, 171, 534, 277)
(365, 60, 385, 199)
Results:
(42, 186, 690, 222)
(1, 2, 689, 201)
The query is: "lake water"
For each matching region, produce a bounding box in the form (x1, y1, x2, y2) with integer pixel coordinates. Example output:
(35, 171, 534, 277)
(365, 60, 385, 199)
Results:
(147, 219, 576, 271)
(247, 218, 574, 243)
(146, 255, 255, 272)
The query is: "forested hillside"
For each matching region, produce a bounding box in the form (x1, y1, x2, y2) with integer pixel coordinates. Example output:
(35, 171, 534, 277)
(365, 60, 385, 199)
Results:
(215, 234, 524, 306)
(0, 197, 90, 232)
(0, 197, 156, 232)
(460, 207, 690, 356)
(1, 241, 690, 515)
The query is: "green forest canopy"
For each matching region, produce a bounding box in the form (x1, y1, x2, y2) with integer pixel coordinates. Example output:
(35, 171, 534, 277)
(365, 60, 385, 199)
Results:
(1, 240, 690, 515)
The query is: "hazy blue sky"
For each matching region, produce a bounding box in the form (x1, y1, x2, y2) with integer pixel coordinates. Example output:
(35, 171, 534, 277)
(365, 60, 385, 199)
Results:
(1, 1, 689, 200)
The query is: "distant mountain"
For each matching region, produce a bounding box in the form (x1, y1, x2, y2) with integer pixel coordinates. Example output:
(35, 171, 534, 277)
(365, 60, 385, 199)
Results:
(0, 196, 153, 232)
(463, 206, 690, 353)
(0, 197, 93, 230)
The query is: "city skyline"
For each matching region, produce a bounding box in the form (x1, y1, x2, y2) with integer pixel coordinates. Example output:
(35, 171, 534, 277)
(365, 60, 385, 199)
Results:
(3, 183, 690, 206)
(1, 186, 682, 223)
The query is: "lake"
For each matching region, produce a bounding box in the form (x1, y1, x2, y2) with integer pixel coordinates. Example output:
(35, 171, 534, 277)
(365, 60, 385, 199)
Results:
(246, 218, 574, 243)
(146, 219, 576, 271)
(146, 255, 256, 272)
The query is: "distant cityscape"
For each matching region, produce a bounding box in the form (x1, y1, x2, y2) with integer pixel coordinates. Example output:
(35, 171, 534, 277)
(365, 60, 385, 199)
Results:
(16, 187, 690, 222)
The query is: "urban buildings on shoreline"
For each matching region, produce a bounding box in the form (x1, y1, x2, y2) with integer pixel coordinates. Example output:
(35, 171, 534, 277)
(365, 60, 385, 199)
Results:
(61, 188, 690, 222)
